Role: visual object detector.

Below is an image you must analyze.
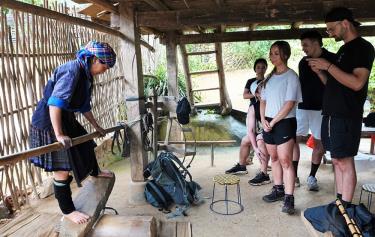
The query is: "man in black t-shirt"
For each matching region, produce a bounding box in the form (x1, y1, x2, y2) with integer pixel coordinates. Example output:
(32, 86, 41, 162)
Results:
(293, 31, 336, 191)
(307, 7, 375, 206)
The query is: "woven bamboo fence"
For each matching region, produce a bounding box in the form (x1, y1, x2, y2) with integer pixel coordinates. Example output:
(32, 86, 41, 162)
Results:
(0, 2, 126, 214)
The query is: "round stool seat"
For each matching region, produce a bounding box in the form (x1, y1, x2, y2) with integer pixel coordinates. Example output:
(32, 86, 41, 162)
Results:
(213, 174, 240, 185)
(359, 183, 375, 211)
(362, 184, 375, 193)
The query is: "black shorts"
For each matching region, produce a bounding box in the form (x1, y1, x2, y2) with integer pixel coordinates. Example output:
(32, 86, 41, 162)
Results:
(321, 116, 362, 158)
(263, 117, 297, 145)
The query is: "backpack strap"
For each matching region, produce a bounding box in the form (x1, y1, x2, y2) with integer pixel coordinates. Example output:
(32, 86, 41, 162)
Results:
(165, 152, 193, 182)
(147, 181, 171, 212)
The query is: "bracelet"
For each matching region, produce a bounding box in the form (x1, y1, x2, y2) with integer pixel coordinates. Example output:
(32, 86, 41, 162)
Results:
(327, 63, 333, 71)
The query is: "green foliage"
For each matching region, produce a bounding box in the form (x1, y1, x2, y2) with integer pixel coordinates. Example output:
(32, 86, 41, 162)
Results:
(144, 63, 191, 99)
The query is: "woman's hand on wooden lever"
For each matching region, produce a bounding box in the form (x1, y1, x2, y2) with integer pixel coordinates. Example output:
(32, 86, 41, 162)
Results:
(56, 135, 72, 149)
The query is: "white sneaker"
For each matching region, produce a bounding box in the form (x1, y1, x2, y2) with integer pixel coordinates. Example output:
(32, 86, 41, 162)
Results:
(307, 176, 319, 191)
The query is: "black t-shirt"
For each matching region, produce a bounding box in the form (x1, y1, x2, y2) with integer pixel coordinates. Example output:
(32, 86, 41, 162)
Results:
(322, 37, 375, 118)
(245, 78, 257, 106)
(298, 48, 336, 110)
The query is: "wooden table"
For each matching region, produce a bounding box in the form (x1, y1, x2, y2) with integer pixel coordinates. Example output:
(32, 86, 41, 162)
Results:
(361, 124, 375, 154)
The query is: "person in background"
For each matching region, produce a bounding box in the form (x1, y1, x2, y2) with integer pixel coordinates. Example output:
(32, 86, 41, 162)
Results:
(226, 59, 270, 183)
(292, 30, 336, 191)
(307, 7, 374, 206)
(29, 41, 116, 224)
(260, 41, 302, 215)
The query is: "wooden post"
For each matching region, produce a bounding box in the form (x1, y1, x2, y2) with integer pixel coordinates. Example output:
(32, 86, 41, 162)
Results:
(119, 3, 147, 182)
(166, 32, 178, 97)
(210, 144, 214, 167)
(180, 44, 196, 114)
(166, 32, 180, 142)
(215, 26, 232, 115)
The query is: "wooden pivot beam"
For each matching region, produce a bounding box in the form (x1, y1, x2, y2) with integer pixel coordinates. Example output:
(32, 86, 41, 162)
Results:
(177, 26, 375, 44)
(192, 87, 220, 92)
(186, 50, 217, 56)
(60, 175, 116, 237)
(189, 69, 219, 76)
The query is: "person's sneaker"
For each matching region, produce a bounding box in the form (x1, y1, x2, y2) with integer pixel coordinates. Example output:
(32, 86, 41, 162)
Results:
(262, 186, 285, 203)
(248, 171, 271, 186)
(295, 177, 301, 188)
(225, 163, 248, 174)
(307, 175, 319, 191)
(282, 195, 295, 215)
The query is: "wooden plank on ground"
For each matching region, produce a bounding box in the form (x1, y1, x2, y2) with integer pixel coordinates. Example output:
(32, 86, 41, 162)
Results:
(0, 208, 60, 237)
(59, 175, 115, 237)
(177, 222, 192, 237)
(158, 221, 176, 237)
(158, 221, 192, 237)
(89, 215, 156, 237)
(301, 210, 333, 237)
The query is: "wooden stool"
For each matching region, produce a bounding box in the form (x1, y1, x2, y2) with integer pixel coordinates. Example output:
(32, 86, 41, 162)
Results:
(359, 183, 375, 211)
(210, 174, 243, 215)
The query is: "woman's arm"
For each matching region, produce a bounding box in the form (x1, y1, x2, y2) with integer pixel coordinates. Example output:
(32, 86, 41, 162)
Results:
(49, 106, 72, 148)
(83, 111, 106, 136)
(269, 101, 296, 127)
(243, 88, 254, 99)
(260, 99, 271, 132)
(246, 106, 258, 149)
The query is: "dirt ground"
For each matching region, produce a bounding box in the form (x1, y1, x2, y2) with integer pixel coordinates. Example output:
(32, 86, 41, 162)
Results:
(103, 139, 375, 237)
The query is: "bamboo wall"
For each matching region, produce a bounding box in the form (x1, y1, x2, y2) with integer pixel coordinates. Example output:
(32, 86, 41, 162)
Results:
(0, 2, 126, 214)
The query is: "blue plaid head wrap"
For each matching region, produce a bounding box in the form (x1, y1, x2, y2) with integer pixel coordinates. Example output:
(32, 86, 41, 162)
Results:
(76, 41, 116, 68)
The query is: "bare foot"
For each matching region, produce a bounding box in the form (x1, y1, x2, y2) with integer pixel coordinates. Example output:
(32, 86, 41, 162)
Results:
(96, 170, 114, 178)
(65, 211, 90, 224)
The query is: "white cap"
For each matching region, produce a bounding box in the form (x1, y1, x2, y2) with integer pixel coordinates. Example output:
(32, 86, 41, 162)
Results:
(250, 80, 261, 96)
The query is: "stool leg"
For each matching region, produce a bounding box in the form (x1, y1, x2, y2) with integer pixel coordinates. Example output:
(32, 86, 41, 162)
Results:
(359, 188, 363, 204)
(237, 183, 241, 204)
(211, 183, 216, 204)
(225, 185, 228, 215)
(369, 192, 373, 211)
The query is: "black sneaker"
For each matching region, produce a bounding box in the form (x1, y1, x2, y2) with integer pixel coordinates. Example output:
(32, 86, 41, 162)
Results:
(282, 195, 295, 215)
(262, 186, 285, 203)
(248, 172, 271, 186)
(225, 163, 248, 174)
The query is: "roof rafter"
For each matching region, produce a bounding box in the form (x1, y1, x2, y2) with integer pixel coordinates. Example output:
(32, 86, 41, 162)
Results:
(176, 25, 375, 44)
(143, 0, 169, 10)
(137, 2, 375, 30)
(85, 0, 119, 14)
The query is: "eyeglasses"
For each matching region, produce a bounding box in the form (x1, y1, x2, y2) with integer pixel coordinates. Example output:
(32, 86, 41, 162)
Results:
(326, 21, 341, 34)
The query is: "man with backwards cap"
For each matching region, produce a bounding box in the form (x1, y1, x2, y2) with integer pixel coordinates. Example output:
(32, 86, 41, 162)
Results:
(29, 41, 117, 224)
(307, 7, 374, 206)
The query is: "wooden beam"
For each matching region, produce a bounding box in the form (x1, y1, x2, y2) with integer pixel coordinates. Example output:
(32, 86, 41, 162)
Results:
(215, 0, 225, 8)
(176, 26, 375, 44)
(1, 0, 129, 42)
(1, 0, 155, 50)
(137, 3, 375, 29)
(85, 0, 119, 14)
(143, 0, 169, 10)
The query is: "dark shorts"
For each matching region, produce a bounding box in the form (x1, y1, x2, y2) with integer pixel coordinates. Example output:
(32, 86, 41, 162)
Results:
(263, 117, 297, 145)
(321, 116, 362, 158)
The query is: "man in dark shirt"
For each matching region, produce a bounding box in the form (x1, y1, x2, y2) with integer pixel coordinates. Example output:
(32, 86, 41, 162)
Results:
(307, 7, 375, 206)
(293, 31, 336, 191)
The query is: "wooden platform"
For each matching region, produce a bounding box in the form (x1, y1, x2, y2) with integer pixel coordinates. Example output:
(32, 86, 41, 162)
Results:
(0, 175, 115, 237)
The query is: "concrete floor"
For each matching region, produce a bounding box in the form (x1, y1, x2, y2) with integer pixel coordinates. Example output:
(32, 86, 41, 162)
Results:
(18, 138, 374, 237)
(103, 139, 375, 237)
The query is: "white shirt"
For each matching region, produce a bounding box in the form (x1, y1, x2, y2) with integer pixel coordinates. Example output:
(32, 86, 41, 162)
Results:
(261, 69, 302, 118)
